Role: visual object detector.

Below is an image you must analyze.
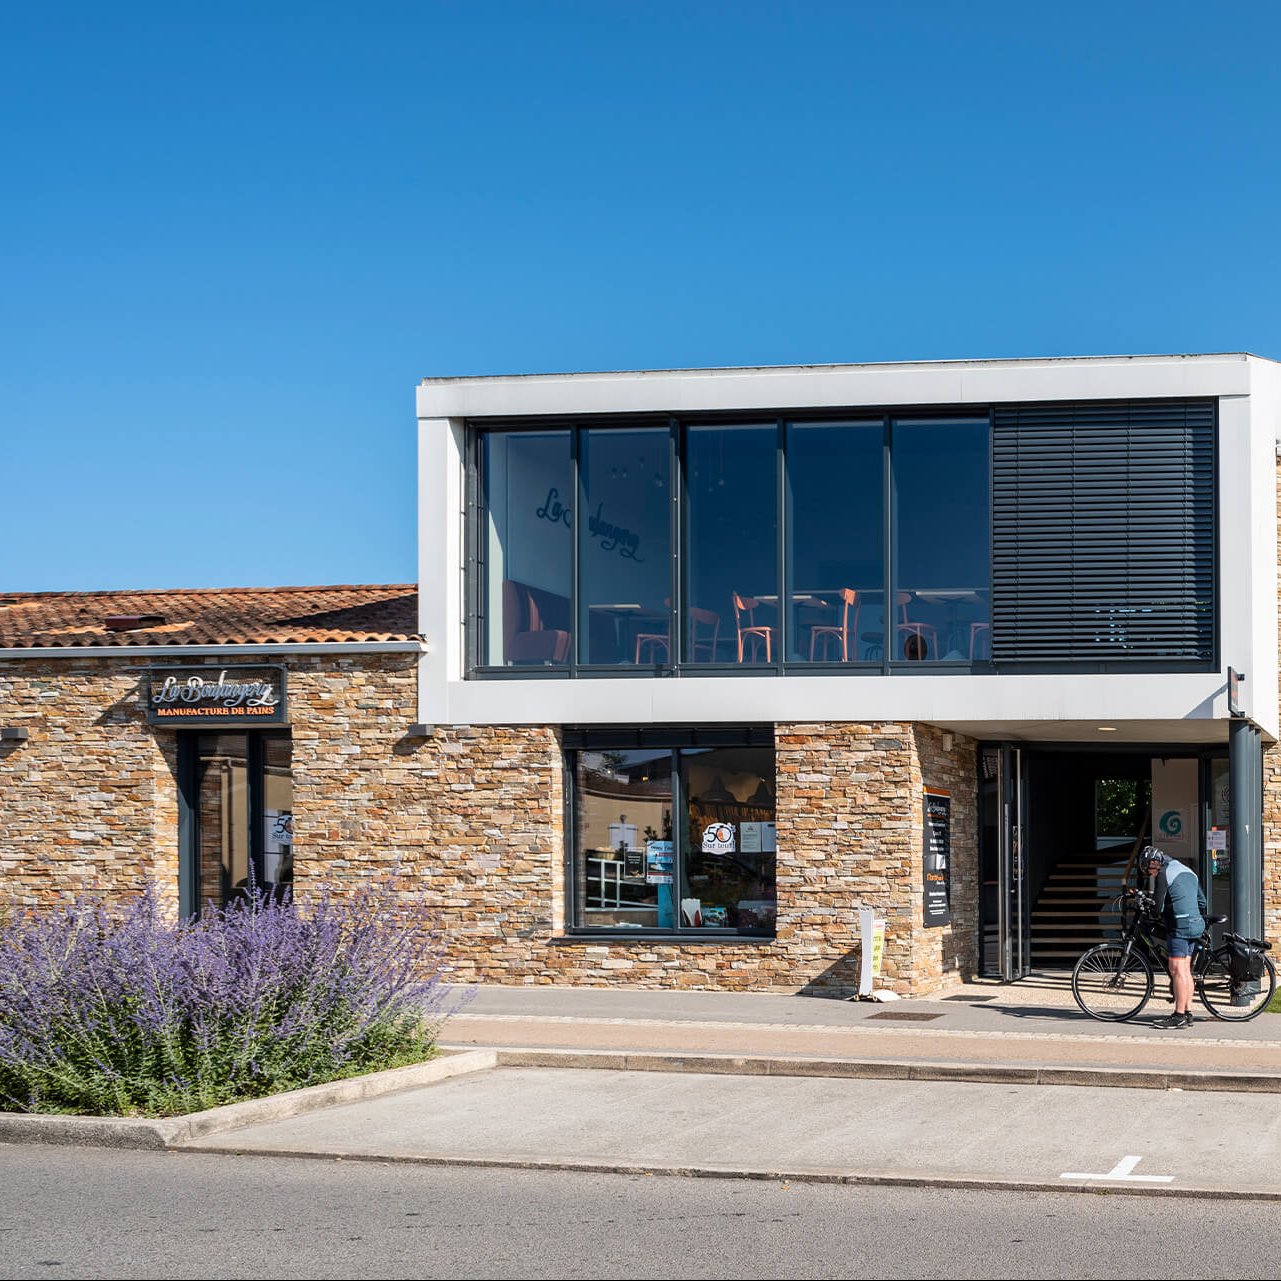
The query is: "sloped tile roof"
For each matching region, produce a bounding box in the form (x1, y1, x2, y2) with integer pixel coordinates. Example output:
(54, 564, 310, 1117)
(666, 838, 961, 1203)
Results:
(0, 585, 419, 648)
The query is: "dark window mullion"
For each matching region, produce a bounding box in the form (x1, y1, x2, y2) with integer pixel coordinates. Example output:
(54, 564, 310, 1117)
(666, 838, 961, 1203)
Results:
(669, 415, 681, 669)
(776, 418, 787, 668)
(670, 748, 683, 934)
(571, 427, 582, 673)
(882, 416, 893, 674)
(248, 733, 264, 891)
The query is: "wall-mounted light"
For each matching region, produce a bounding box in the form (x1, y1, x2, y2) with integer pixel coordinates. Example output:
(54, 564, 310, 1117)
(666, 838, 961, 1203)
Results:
(0, 727, 30, 742)
(406, 723, 434, 738)
(941, 732, 954, 752)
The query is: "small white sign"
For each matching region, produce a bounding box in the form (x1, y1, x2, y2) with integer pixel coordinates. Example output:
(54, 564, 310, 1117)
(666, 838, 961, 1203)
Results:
(1206, 827, 1227, 851)
(701, 822, 736, 854)
(740, 821, 778, 854)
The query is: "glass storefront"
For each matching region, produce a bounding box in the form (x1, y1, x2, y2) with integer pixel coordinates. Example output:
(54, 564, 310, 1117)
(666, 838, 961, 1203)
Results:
(569, 732, 776, 936)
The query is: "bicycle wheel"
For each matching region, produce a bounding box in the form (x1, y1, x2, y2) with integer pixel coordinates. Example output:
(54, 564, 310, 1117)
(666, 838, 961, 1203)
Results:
(1197, 950, 1277, 1022)
(1072, 944, 1154, 1021)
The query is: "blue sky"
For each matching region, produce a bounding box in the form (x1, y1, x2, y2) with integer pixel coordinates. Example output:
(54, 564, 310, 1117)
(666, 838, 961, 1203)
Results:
(4, 2, 1280, 592)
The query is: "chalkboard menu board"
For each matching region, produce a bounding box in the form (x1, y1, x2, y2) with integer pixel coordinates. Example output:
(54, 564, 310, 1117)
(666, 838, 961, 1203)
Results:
(924, 789, 951, 926)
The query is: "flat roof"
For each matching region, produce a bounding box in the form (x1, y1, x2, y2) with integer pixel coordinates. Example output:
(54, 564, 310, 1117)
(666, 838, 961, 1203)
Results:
(418, 351, 1276, 421)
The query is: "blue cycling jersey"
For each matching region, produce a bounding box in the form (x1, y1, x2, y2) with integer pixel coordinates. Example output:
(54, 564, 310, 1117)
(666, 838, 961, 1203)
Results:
(1154, 856, 1208, 940)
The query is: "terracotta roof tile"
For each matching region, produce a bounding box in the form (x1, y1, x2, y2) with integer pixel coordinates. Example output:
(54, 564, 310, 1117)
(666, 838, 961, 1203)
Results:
(0, 585, 419, 648)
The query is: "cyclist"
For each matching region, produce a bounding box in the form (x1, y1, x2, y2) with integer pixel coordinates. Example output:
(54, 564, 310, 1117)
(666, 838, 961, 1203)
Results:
(1141, 845, 1208, 1029)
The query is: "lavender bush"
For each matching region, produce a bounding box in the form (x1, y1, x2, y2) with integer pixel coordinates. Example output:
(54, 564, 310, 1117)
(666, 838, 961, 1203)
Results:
(0, 879, 455, 1117)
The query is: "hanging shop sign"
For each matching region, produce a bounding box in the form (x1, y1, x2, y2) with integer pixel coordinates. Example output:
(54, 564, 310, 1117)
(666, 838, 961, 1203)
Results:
(923, 788, 952, 926)
(145, 665, 288, 727)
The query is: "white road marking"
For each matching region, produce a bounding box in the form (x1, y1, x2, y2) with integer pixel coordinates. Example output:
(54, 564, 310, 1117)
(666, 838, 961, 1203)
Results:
(1060, 1154, 1174, 1183)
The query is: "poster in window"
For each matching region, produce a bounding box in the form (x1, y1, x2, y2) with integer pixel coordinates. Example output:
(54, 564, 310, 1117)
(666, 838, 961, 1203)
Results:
(645, 840, 674, 885)
(923, 789, 951, 926)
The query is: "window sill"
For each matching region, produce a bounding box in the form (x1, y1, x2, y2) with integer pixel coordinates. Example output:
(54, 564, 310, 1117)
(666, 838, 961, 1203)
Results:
(551, 932, 777, 946)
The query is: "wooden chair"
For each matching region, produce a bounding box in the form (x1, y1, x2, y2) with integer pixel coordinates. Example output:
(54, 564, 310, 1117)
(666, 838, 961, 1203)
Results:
(895, 591, 937, 660)
(733, 593, 774, 663)
(634, 605, 721, 663)
(969, 621, 990, 660)
(808, 588, 859, 661)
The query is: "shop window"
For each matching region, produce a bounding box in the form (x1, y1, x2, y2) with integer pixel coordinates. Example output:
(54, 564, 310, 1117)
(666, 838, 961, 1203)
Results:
(568, 731, 776, 936)
(183, 732, 293, 910)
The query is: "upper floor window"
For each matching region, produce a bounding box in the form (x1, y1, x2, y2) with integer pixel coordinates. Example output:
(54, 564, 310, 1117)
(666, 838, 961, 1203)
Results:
(468, 399, 1214, 676)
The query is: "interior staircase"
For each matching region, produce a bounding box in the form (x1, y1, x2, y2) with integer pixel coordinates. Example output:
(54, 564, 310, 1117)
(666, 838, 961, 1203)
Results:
(1030, 851, 1133, 968)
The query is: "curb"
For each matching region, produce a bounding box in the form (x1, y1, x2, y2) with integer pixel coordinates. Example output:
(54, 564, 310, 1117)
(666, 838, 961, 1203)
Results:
(170, 1144, 1281, 1204)
(0, 1049, 497, 1151)
(474, 1045, 1281, 1094)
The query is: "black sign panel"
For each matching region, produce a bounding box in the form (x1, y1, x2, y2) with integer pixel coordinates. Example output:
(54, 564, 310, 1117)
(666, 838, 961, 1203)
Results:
(924, 789, 951, 926)
(145, 666, 287, 727)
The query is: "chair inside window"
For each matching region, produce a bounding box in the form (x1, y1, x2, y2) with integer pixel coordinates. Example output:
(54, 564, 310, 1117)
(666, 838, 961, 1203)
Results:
(969, 621, 990, 660)
(502, 578, 572, 664)
(808, 588, 859, 661)
(689, 606, 721, 662)
(895, 591, 937, 660)
(733, 593, 775, 663)
(634, 605, 721, 664)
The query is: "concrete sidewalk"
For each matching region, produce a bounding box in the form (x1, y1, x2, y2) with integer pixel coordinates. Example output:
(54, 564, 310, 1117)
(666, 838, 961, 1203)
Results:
(436, 974, 1281, 1087)
(173, 978, 1281, 1200)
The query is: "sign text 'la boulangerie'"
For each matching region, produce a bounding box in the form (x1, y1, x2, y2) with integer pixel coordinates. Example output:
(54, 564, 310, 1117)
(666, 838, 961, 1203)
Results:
(145, 666, 288, 727)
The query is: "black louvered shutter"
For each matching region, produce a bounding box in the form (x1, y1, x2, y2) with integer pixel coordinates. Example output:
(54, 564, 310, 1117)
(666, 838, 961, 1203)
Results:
(991, 400, 1215, 665)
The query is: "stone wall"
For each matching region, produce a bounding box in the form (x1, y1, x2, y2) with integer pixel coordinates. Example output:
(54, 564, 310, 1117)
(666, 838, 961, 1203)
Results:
(0, 658, 179, 909)
(0, 650, 980, 995)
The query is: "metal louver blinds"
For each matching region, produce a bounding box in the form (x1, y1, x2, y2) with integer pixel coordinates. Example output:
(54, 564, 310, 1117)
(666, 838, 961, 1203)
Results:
(991, 400, 1216, 665)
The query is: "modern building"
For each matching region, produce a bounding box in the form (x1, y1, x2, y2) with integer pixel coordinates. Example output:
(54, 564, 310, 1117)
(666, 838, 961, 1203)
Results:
(415, 352, 1281, 992)
(2, 353, 1279, 997)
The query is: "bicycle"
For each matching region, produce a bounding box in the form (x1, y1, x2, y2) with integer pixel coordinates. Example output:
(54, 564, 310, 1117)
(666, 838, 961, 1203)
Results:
(1071, 887, 1276, 1022)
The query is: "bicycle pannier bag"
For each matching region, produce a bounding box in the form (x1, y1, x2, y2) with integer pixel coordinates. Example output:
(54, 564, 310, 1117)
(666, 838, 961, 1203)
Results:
(1228, 937, 1266, 984)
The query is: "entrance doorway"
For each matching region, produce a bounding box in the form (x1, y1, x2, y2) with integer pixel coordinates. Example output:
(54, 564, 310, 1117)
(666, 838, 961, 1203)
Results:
(979, 745, 1228, 977)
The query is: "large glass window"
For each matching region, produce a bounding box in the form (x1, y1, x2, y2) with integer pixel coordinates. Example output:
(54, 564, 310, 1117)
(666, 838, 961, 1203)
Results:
(481, 430, 573, 666)
(685, 425, 778, 665)
(471, 413, 993, 675)
(577, 427, 671, 666)
(786, 421, 884, 663)
(189, 731, 293, 909)
(569, 734, 776, 936)
(891, 419, 990, 663)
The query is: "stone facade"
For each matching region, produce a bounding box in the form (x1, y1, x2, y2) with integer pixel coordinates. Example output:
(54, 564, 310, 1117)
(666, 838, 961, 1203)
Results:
(0, 652, 979, 996)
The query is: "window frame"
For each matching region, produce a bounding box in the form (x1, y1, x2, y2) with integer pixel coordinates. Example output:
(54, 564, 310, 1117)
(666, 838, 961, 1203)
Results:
(177, 729, 293, 916)
(563, 726, 777, 940)
(466, 399, 1214, 678)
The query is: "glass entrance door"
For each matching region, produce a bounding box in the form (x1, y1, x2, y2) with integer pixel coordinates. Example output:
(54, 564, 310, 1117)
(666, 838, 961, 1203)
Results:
(182, 731, 293, 911)
(1000, 745, 1030, 980)
(978, 744, 1029, 979)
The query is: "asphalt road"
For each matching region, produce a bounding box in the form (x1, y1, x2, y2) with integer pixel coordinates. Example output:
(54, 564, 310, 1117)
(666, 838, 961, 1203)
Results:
(187, 1066, 1281, 1196)
(3, 1146, 1281, 1280)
